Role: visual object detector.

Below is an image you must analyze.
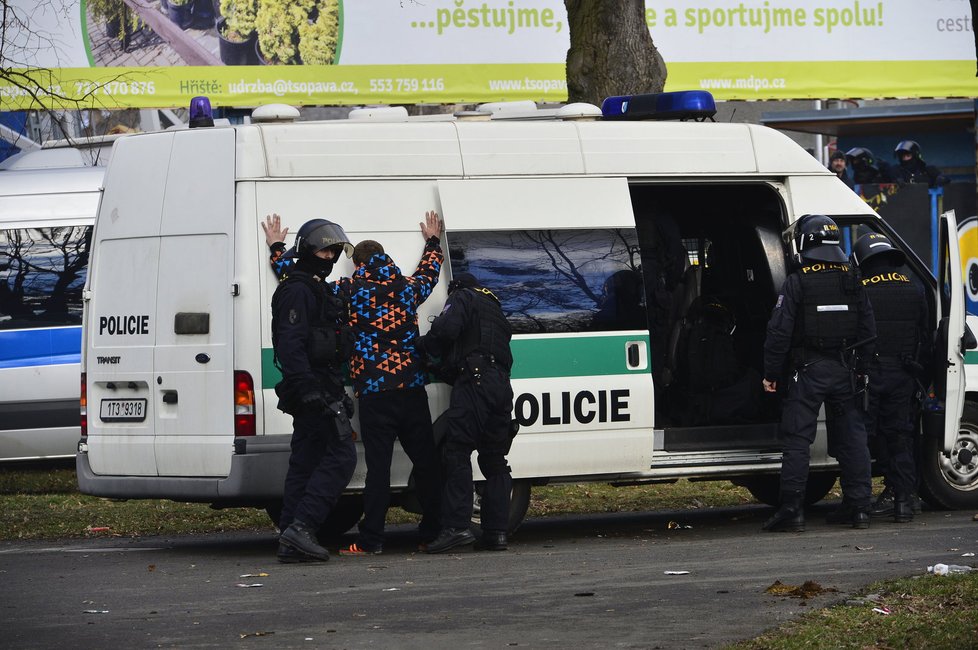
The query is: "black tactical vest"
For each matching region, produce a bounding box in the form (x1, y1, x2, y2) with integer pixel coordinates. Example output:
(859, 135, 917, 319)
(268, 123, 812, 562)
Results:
(795, 263, 861, 351)
(450, 288, 514, 372)
(271, 271, 353, 370)
(862, 271, 921, 358)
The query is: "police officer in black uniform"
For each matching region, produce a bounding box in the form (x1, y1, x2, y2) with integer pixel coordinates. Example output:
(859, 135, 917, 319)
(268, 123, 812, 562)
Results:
(846, 147, 890, 185)
(852, 233, 930, 523)
(272, 218, 358, 562)
(762, 215, 876, 532)
(419, 273, 516, 553)
(891, 140, 949, 188)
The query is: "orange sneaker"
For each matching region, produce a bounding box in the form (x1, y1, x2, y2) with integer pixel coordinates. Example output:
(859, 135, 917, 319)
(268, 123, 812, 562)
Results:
(339, 543, 382, 556)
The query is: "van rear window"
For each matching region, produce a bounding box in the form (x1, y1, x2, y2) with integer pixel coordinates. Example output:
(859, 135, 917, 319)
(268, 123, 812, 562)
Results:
(447, 228, 645, 334)
(0, 226, 91, 330)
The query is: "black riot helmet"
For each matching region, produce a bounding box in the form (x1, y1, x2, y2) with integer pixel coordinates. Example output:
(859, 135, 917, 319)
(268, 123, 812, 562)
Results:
(845, 147, 875, 170)
(283, 219, 354, 261)
(448, 272, 480, 295)
(783, 214, 848, 264)
(851, 232, 906, 268)
(894, 140, 922, 161)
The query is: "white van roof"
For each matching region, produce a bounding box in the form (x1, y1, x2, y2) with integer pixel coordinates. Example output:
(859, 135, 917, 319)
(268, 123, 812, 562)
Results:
(0, 160, 104, 226)
(0, 163, 104, 198)
(234, 120, 829, 180)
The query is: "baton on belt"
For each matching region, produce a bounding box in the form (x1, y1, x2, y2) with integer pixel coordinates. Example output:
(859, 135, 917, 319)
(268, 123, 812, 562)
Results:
(842, 335, 877, 410)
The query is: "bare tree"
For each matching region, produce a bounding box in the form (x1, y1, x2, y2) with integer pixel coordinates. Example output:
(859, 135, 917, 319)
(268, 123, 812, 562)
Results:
(565, 0, 667, 105)
(0, 0, 126, 144)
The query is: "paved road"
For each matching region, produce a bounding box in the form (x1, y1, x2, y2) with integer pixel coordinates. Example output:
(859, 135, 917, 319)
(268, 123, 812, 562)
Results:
(1, 503, 976, 649)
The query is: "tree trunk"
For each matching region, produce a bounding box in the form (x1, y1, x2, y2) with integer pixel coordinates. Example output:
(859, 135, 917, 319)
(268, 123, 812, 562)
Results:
(565, 0, 667, 106)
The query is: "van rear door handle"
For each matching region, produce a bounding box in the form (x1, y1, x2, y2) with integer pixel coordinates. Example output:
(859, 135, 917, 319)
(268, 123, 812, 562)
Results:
(162, 391, 178, 404)
(627, 342, 640, 368)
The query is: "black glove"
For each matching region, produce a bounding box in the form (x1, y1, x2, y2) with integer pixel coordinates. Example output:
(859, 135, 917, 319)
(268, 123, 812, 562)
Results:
(300, 391, 328, 414)
(342, 394, 355, 418)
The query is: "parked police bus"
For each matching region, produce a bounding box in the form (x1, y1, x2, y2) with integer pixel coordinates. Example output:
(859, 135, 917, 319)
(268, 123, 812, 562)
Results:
(76, 92, 975, 535)
(0, 148, 103, 462)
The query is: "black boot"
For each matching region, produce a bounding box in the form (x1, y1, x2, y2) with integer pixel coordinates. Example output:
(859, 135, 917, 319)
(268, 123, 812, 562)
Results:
(280, 520, 330, 561)
(762, 491, 805, 532)
(892, 492, 914, 523)
(826, 502, 870, 529)
(425, 527, 476, 554)
(480, 531, 508, 551)
(277, 541, 322, 563)
(869, 486, 894, 518)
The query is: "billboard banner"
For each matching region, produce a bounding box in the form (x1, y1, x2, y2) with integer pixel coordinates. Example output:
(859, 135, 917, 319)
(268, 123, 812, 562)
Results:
(2, 0, 976, 110)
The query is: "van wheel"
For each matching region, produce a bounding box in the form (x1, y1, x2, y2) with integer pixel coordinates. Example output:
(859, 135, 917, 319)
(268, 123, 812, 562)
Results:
(470, 480, 531, 536)
(264, 495, 364, 541)
(918, 400, 978, 510)
(736, 473, 837, 507)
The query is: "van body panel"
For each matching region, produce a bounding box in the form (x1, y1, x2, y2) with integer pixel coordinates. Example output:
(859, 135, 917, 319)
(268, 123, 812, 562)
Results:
(576, 122, 759, 175)
(783, 175, 878, 217)
(939, 210, 967, 455)
(86, 129, 236, 477)
(86, 236, 160, 475)
(0, 165, 104, 200)
(455, 122, 585, 176)
(746, 125, 840, 174)
(0, 193, 100, 224)
(259, 123, 463, 178)
(437, 177, 634, 230)
(95, 135, 171, 239)
(152, 128, 236, 476)
(235, 128, 267, 180)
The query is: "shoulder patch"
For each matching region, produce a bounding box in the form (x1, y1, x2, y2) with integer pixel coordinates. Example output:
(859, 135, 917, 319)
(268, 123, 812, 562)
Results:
(775, 295, 784, 309)
(289, 308, 298, 324)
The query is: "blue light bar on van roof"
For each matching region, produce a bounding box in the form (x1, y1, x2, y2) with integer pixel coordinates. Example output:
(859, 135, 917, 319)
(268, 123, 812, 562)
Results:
(601, 91, 717, 122)
(189, 96, 214, 129)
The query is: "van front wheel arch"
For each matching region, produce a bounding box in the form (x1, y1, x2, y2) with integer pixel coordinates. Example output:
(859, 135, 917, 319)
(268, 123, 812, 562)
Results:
(918, 400, 978, 510)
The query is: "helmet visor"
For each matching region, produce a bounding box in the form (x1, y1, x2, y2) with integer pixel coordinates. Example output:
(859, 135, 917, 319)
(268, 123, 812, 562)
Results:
(283, 221, 354, 260)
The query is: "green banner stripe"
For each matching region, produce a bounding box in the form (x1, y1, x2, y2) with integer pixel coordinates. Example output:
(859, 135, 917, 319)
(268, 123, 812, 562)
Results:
(4, 60, 977, 110)
(259, 334, 649, 389)
(666, 61, 978, 101)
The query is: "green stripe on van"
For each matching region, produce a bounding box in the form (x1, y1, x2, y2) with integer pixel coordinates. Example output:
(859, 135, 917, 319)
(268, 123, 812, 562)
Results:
(260, 334, 649, 389)
(509, 334, 649, 379)
(262, 348, 281, 389)
(966, 350, 978, 364)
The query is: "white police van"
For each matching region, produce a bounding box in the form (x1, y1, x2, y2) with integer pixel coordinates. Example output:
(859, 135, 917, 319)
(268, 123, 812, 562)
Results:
(77, 92, 973, 534)
(0, 149, 103, 462)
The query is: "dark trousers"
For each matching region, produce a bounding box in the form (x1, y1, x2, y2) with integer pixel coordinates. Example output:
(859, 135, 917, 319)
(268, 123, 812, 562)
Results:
(280, 408, 357, 531)
(865, 361, 917, 495)
(357, 387, 442, 548)
(441, 367, 515, 533)
(780, 358, 871, 508)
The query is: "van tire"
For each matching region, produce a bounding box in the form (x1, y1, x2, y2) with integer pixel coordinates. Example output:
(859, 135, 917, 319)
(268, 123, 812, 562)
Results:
(737, 473, 837, 507)
(470, 480, 531, 536)
(264, 495, 364, 540)
(918, 400, 978, 510)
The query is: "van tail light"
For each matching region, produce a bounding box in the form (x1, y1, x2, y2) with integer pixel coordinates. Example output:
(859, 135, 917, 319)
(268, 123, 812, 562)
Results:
(234, 371, 256, 436)
(80, 373, 88, 439)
